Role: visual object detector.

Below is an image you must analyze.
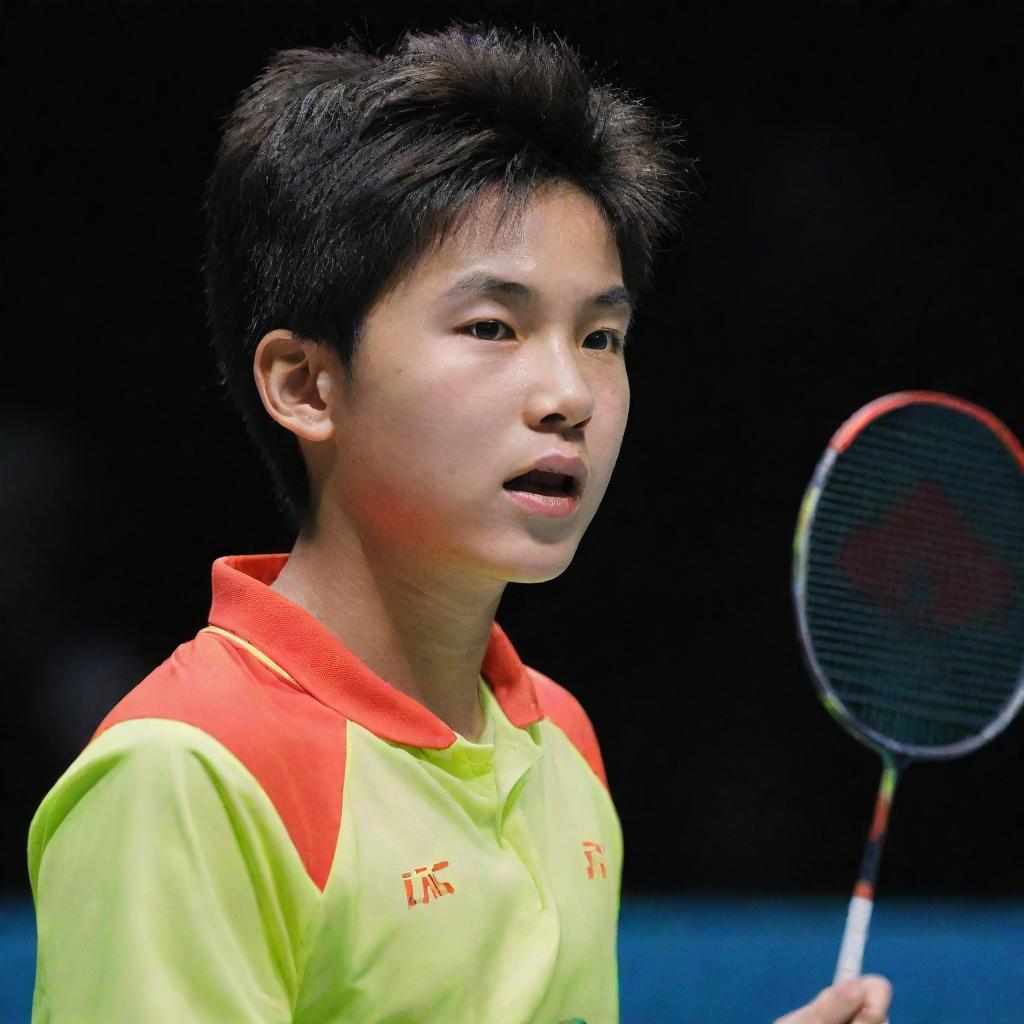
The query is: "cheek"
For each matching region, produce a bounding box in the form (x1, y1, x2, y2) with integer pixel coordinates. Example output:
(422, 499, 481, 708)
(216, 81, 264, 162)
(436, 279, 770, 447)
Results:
(338, 367, 508, 537)
(583, 380, 630, 501)
(596, 376, 630, 450)
(390, 379, 506, 491)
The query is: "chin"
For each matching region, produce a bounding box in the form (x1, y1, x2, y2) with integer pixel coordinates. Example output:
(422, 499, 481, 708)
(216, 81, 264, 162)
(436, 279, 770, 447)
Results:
(472, 537, 581, 585)
(507, 563, 573, 585)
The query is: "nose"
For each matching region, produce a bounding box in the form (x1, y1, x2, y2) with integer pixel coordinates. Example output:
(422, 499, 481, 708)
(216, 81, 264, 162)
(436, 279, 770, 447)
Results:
(523, 336, 595, 430)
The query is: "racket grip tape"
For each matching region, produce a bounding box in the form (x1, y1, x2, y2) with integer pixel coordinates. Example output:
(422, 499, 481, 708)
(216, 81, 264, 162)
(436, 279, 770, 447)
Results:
(833, 893, 873, 984)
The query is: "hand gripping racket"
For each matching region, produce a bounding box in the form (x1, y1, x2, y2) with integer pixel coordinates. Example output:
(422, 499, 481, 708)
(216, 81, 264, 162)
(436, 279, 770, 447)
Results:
(792, 390, 1024, 987)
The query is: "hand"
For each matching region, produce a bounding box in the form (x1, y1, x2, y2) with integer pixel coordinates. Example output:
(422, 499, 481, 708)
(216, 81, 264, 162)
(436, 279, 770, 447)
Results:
(772, 975, 893, 1024)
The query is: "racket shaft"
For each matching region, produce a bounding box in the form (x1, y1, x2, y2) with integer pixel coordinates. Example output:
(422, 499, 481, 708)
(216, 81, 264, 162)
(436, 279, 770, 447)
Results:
(834, 758, 900, 983)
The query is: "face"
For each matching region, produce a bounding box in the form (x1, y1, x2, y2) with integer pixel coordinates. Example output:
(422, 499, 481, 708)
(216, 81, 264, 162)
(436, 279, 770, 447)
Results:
(319, 182, 631, 584)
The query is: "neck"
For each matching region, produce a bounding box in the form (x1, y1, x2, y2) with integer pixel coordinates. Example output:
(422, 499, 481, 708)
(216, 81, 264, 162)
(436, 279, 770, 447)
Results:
(271, 516, 505, 744)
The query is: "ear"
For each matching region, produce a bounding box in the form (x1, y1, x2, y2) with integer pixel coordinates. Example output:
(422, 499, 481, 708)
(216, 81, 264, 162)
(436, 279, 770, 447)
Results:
(253, 329, 339, 443)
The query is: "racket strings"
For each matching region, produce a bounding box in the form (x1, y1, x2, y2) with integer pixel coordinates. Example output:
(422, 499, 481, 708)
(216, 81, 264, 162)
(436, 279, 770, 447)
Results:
(803, 403, 1024, 750)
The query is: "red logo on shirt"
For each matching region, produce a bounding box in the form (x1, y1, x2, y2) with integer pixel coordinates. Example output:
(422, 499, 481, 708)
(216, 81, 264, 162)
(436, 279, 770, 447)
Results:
(402, 861, 455, 907)
(582, 841, 606, 879)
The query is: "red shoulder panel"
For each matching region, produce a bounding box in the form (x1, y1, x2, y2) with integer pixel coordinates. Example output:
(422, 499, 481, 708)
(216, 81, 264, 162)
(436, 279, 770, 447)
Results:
(528, 667, 609, 793)
(92, 631, 346, 893)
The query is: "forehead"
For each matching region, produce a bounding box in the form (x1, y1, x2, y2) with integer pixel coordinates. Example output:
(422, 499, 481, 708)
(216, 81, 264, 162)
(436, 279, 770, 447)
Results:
(393, 182, 624, 299)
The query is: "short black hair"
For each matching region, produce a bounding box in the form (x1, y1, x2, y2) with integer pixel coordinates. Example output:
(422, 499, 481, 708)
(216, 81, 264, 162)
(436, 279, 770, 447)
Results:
(201, 18, 699, 532)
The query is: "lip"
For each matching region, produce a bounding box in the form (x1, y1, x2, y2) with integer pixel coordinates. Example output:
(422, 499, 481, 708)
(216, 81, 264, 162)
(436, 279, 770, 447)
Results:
(503, 487, 581, 519)
(502, 449, 588, 497)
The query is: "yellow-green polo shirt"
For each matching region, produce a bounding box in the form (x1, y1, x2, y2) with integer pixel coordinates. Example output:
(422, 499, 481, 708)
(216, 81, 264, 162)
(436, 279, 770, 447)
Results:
(27, 553, 623, 1023)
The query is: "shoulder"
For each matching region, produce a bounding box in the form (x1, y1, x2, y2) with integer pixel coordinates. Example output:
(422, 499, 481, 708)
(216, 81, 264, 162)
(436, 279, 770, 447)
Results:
(80, 629, 346, 891)
(27, 717, 318, 1016)
(92, 628, 333, 746)
(28, 717, 276, 881)
(527, 665, 609, 792)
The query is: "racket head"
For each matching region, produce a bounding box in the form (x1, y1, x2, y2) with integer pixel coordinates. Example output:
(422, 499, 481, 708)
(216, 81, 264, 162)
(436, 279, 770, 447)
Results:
(793, 390, 1024, 760)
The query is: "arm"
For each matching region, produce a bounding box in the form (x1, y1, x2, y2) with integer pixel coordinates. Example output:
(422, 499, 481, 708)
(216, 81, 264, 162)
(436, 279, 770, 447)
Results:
(27, 717, 320, 1023)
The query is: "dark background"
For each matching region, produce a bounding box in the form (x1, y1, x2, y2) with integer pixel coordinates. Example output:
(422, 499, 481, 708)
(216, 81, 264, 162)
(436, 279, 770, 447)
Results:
(4, 0, 1022, 901)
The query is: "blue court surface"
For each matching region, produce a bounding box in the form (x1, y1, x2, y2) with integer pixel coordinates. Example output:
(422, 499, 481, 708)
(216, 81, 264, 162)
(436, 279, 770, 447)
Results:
(2, 895, 1021, 1022)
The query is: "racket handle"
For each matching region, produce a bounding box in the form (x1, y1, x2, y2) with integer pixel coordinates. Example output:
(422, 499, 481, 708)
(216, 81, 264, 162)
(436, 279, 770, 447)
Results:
(833, 893, 873, 984)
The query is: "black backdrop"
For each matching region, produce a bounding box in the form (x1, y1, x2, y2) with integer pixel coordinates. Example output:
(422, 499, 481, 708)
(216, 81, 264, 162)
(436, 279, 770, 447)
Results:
(4, 0, 1022, 899)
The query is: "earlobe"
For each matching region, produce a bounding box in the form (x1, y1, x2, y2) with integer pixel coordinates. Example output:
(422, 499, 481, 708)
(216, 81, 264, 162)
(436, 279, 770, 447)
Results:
(253, 329, 336, 443)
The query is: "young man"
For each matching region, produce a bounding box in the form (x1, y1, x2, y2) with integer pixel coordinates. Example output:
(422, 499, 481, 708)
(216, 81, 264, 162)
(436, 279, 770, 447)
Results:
(27, 21, 891, 1024)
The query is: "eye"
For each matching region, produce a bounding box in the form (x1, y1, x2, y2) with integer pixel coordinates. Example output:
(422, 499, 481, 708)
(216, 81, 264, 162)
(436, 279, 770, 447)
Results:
(464, 320, 515, 341)
(585, 329, 625, 352)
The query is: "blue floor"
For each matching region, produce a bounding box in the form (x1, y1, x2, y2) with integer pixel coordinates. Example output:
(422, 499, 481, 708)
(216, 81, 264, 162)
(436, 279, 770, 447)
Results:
(618, 896, 1024, 1023)
(3, 895, 1022, 1022)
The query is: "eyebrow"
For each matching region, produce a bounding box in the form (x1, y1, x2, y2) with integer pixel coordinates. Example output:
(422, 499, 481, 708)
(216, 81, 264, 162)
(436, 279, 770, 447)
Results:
(439, 271, 635, 331)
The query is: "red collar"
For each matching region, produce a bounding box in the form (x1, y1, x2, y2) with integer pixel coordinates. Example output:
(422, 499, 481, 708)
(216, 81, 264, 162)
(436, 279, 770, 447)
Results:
(207, 554, 543, 748)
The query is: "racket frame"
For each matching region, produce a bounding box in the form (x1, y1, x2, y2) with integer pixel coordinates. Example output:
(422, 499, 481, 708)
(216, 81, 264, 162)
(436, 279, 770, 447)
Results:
(793, 389, 1024, 762)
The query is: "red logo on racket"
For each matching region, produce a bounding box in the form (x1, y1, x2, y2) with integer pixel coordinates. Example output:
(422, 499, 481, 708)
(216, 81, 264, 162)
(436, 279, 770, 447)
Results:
(838, 479, 1010, 628)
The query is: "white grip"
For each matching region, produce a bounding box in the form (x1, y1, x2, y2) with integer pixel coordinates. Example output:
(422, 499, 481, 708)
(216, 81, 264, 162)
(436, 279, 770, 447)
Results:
(834, 894, 873, 985)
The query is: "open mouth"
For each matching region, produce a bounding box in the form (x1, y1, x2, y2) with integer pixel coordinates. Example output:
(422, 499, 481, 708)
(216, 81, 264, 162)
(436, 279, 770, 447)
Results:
(502, 469, 579, 498)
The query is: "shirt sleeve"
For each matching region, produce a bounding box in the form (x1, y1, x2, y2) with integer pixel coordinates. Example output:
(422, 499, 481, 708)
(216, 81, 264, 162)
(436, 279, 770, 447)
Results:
(27, 717, 321, 1023)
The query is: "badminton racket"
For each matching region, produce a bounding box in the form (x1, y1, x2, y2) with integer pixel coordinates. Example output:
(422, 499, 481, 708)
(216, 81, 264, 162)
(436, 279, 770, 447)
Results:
(791, 390, 1024, 987)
